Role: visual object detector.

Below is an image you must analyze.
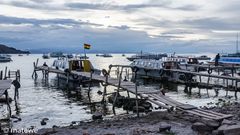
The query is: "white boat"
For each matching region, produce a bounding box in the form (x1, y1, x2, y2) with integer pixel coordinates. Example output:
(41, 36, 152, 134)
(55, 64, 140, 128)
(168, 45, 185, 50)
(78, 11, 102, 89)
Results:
(52, 58, 101, 81)
(97, 54, 112, 57)
(127, 53, 168, 61)
(130, 57, 199, 82)
(195, 55, 211, 60)
(0, 54, 12, 62)
(50, 52, 64, 58)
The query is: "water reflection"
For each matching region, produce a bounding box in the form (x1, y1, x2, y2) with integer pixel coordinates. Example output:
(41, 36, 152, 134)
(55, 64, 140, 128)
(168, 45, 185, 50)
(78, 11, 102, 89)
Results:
(0, 54, 239, 130)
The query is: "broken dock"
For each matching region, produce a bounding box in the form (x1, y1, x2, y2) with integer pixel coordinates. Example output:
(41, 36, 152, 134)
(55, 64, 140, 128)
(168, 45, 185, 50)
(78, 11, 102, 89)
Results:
(33, 63, 233, 121)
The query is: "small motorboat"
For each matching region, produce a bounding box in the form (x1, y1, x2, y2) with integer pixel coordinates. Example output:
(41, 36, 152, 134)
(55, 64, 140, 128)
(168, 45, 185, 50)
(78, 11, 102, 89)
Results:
(195, 55, 211, 60)
(42, 53, 50, 59)
(0, 54, 12, 62)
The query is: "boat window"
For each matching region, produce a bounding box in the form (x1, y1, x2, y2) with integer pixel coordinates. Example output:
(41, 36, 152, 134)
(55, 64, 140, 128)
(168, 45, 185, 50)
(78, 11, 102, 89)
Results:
(72, 61, 80, 70)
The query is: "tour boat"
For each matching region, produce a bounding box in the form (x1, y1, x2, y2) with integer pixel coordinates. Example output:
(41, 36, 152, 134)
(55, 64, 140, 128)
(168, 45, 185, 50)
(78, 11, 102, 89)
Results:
(130, 57, 199, 82)
(52, 58, 101, 81)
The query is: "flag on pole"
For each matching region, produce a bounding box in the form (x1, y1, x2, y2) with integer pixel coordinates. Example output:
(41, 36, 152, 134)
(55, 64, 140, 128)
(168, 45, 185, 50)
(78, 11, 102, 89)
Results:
(84, 43, 91, 49)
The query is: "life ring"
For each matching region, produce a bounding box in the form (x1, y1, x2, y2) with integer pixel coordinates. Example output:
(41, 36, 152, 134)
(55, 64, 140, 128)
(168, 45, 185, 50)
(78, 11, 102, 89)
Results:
(208, 68, 213, 74)
(102, 69, 109, 76)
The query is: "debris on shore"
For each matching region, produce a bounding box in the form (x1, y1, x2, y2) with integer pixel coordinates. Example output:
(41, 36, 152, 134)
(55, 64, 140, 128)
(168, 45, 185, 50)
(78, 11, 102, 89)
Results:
(37, 101, 240, 135)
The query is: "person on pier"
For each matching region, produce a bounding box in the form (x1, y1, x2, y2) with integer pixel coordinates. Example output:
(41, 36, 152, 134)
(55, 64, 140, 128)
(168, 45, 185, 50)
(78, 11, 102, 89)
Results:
(215, 53, 220, 66)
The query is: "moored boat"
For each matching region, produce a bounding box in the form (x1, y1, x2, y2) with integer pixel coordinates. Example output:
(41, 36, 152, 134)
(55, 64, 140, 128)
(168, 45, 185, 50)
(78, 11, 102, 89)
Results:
(130, 56, 200, 82)
(195, 55, 211, 60)
(97, 54, 112, 57)
(50, 52, 64, 58)
(0, 54, 12, 62)
(52, 58, 101, 81)
(127, 53, 167, 61)
(42, 53, 50, 59)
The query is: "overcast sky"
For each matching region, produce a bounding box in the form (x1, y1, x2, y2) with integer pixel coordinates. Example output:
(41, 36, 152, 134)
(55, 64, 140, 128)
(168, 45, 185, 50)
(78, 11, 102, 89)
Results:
(0, 0, 240, 53)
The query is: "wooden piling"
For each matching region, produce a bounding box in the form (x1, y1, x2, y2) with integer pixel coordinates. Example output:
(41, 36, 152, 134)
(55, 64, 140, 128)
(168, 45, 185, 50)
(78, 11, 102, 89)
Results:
(112, 67, 123, 115)
(5, 90, 11, 117)
(0, 70, 2, 80)
(4, 66, 7, 80)
(135, 81, 139, 117)
(235, 81, 238, 99)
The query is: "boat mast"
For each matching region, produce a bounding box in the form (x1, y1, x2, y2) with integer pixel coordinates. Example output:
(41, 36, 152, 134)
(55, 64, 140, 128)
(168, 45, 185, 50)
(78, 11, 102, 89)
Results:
(237, 33, 239, 53)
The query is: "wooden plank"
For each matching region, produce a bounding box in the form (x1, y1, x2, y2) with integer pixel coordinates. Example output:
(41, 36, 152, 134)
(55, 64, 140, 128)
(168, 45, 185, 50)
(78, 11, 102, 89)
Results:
(178, 104, 197, 110)
(191, 109, 226, 120)
(148, 94, 178, 107)
(200, 109, 233, 118)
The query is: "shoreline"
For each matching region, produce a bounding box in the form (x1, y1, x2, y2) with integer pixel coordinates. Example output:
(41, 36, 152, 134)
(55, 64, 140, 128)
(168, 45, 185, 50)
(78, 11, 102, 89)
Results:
(37, 100, 240, 135)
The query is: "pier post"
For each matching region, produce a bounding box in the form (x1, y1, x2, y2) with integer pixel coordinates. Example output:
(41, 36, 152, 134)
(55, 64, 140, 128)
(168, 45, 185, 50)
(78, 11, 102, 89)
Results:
(0, 70, 2, 80)
(132, 66, 139, 117)
(4, 66, 7, 79)
(112, 67, 123, 115)
(206, 75, 210, 97)
(135, 81, 139, 118)
(101, 70, 109, 103)
(87, 70, 93, 104)
(17, 70, 20, 81)
(4, 90, 11, 117)
(226, 79, 229, 97)
(235, 80, 238, 99)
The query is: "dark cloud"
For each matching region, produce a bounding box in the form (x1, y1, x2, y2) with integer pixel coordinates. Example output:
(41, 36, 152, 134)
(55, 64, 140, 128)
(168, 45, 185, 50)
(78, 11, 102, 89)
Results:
(0, 15, 103, 27)
(108, 25, 130, 30)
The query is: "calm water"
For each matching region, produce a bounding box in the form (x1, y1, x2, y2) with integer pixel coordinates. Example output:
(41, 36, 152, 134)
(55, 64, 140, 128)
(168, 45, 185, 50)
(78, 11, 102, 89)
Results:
(0, 53, 238, 131)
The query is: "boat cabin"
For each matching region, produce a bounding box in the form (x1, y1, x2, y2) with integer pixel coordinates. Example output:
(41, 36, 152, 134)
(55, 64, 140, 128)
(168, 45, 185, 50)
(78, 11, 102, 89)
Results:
(53, 59, 94, 72)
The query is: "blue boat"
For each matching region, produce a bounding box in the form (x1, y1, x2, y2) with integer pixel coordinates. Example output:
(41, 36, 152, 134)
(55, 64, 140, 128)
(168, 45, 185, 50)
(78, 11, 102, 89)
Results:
(218, 53, 240, 65)
(219, 34, 240, 65)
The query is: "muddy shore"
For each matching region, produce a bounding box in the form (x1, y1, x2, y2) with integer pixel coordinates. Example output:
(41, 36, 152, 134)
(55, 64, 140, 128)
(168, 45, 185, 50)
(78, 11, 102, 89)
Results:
(38, 111, 197, 135)
(29, 100, 240, 135)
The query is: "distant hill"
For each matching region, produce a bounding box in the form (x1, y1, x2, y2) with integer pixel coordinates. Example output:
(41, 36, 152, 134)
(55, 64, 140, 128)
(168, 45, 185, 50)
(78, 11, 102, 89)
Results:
(0, 44, 30, 54)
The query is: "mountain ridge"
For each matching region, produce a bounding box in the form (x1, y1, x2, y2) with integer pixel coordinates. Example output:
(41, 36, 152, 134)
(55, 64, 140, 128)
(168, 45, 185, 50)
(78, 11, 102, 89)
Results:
(0, 44, 30, 54)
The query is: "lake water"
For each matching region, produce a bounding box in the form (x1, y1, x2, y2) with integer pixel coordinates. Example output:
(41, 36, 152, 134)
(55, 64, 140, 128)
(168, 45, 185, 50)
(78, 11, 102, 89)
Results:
(0, 53, 238, 131)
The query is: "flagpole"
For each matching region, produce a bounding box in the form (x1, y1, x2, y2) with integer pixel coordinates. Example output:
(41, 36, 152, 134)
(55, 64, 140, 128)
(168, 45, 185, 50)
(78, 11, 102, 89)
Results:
(84, 47, 86, 60)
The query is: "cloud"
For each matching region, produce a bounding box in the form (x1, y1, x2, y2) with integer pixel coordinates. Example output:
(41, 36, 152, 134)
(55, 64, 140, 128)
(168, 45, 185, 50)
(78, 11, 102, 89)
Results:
(0, 15, 103, 27)
(180, 17, 240, 31)
(65, 2, 200, 12)
(108, 25, 130, 30)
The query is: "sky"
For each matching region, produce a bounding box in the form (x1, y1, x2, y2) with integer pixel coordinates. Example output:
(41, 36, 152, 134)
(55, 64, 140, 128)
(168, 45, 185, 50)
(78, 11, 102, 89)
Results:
(0, 0, 240, 53)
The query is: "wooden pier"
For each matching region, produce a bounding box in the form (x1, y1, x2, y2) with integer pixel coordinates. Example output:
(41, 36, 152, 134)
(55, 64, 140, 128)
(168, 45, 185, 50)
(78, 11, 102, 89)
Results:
(33, 64, 233, 121)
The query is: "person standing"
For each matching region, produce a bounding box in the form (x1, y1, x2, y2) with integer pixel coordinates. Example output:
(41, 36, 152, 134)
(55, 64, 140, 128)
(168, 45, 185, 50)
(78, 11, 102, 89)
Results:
(215, 53, 220, 66)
